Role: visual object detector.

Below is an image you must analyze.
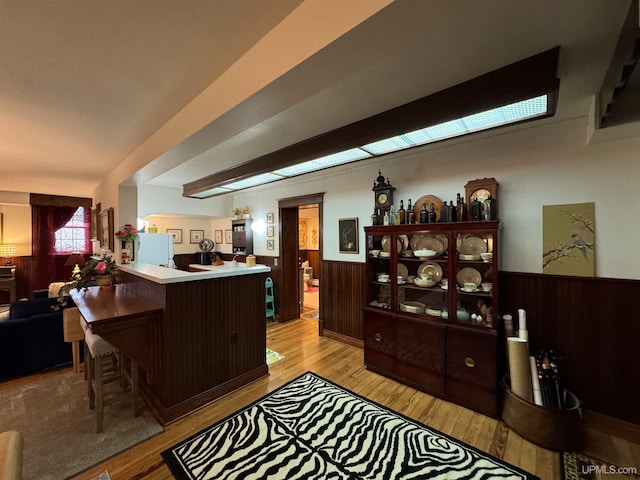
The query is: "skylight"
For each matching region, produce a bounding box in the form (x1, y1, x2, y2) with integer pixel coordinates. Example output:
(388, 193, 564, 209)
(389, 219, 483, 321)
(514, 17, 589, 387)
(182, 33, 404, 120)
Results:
(194, 95, 549, 195)
(183, 47, 560, 199)
(362, 95, 548, 155)
(188, 95, 550, 198)
(273, 148, 372, 176)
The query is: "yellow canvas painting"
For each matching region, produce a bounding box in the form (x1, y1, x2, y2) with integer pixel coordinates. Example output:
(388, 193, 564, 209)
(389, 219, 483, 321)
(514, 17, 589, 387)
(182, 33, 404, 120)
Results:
(542, 202, 595, 277)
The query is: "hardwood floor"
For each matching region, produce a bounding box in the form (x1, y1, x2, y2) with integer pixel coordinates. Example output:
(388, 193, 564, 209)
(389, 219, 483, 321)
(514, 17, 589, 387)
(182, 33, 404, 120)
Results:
(4, 317, 638, 479)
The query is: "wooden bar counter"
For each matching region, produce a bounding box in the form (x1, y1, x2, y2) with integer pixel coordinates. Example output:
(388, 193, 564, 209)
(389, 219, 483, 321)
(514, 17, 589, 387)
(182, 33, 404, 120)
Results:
(71, 261, 270, 425)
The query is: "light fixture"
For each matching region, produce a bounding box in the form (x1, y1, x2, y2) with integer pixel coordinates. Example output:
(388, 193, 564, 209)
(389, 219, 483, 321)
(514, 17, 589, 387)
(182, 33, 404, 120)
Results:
(251, 219, 266, 234)
(0, 244, 17, 266)
(183, 47, 560, 199)
(64, 252, 86, 276)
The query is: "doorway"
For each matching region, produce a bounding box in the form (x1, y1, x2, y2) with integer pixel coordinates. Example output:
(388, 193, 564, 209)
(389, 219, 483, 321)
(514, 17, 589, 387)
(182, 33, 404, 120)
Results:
(278, 193, 323, 331)
(299, 204, 320, 315)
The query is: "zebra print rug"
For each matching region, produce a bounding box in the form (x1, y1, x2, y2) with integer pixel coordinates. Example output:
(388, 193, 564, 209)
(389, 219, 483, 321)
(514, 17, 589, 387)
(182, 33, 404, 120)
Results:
(162, 372, 537, 480)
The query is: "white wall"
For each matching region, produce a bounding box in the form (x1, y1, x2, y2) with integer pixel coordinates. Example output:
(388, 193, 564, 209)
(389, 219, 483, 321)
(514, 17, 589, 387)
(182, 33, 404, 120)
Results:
(0, 203, 31, 256)
(223, 116, 640, 280)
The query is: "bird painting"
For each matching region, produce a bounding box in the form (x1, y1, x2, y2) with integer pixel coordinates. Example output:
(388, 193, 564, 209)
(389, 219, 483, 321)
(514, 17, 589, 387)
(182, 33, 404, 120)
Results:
(571, 232, 588, 259)
(542, 203, 595, 277)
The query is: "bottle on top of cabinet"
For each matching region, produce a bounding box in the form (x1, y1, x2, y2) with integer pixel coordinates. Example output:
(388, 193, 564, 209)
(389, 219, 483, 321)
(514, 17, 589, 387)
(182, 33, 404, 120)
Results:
(371, 208, 380, 226)
(397, 200, 406, 225)
(428, 203, 437, 223)
(457, 193, 468, 222)
(484, 194, 497, 220)
(419, 203, 428, 223)
(407, 199, 415, 224)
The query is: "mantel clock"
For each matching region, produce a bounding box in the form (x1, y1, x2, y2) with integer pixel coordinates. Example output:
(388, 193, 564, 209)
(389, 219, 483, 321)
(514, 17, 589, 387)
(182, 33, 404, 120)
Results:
(372, 170, 395, 213)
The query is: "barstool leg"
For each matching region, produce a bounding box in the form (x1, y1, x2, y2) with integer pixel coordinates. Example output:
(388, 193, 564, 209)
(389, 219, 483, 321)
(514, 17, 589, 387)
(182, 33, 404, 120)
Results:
(95, 356, 104, 433)
(132, 359, 140, 417)
(86, 343, 94, 409)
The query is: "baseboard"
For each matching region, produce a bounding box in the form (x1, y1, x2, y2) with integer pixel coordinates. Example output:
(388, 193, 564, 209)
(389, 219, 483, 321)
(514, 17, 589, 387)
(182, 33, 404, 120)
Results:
(583, 409, 640, 444)
(322, 329, 363, 349)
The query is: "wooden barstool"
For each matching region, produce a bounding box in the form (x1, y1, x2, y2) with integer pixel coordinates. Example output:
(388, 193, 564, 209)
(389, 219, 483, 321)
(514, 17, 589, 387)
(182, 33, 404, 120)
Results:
(84, 328, 140, 432)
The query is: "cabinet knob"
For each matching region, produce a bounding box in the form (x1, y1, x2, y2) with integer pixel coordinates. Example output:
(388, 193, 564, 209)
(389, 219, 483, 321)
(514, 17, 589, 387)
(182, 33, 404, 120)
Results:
(374, 333, 383, 342)
(464, 357, 476, 368)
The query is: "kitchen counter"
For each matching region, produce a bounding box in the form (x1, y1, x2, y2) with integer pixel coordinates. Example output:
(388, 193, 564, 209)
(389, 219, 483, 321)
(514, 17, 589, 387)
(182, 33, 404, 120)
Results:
(118, 261, 270, 284)
(75, 260, 272, 425)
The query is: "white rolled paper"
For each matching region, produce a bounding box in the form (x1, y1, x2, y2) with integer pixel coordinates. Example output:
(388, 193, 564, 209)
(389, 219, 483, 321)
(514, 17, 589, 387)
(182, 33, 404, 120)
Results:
(529, 356, 543, 406)
(507, 337, 533, 402)
(518, 308, 527, 331)
(519, 329, 529, 341)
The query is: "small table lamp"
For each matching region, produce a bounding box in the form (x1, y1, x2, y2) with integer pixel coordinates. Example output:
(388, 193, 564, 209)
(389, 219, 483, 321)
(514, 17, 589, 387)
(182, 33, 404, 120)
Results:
(0, 244, 16, 266)
(65, 252, 86, 276)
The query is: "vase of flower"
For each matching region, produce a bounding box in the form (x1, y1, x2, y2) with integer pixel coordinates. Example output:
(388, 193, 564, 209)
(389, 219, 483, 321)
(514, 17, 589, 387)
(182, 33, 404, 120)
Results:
(116, 224, 139, 263)
(94, 274, 112, 287)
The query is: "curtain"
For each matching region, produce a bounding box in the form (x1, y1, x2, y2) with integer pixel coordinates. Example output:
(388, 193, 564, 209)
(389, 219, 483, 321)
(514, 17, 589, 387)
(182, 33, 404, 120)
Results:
(31, 205, 77, 256)
(30, 194, 92, 287)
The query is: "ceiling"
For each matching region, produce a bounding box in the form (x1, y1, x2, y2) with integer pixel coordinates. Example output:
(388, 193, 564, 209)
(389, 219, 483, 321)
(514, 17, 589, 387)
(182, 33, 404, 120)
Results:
(0, 0, 637, 199)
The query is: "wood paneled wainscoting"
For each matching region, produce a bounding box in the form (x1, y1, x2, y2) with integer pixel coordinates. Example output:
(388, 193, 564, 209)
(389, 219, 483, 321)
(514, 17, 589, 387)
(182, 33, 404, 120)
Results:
(316, 263, 639, 440)
(500, 272, 640, 440)
(320, 260, 366, 347)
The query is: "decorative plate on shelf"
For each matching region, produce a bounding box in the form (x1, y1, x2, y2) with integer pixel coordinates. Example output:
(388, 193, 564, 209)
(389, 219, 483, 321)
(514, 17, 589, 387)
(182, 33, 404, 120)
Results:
(400, 301, 426, 314)
(457, 234, 488, 255)
(417, 261, 443, 283)
(381, 235, 405, 253)
(397, 263, 408, 280)
(456, 267, 482, 287)
(412, 195, 443, 221)
(410, 234, 448, 254)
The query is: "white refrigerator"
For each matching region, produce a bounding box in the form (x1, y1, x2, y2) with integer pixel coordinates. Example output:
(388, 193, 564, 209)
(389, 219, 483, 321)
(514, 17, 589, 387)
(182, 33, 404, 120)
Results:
(137, 233, 175, 267)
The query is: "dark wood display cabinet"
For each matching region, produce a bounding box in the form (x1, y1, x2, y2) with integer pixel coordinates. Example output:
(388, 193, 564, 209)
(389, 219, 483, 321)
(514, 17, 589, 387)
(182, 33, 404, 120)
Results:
(364, 221, 501, 417)
(232, 218, 253, 255)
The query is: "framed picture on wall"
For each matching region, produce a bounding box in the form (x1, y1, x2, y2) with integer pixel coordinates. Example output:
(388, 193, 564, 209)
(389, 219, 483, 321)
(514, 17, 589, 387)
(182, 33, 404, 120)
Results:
(190, 230, 204, 244)
(100, 207, 114, 252)
(214, 230, 223, 244)
(266, 212, 274, 224)
(225, 229, 232, 244)
(338, 217, 358, 254)
(267, 225, 274, 238)
(266, 239, 274, 250)
(167, 229, 182, 244)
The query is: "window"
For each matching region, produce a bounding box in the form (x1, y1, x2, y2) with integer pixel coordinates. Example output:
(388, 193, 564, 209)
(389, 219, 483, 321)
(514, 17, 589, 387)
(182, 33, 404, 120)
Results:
(54, 206, 90, 254)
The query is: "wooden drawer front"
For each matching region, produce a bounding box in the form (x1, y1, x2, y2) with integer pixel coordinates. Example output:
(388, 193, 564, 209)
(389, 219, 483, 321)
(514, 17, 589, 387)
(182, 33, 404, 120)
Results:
(446, 328, 497, 390)
(395, 317, 445, 375)
(364, 311, 396, 359)
(232, 232, 246, 246)
(447, 379, 496, 417)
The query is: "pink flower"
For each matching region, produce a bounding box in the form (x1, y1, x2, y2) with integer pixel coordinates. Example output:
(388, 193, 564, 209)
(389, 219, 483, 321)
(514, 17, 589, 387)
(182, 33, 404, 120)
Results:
(94, 261, 107, 274)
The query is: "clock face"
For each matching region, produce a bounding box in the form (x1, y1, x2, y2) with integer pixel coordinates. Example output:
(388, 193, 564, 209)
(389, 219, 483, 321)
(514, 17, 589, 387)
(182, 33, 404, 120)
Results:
(377, 193, 389, 205)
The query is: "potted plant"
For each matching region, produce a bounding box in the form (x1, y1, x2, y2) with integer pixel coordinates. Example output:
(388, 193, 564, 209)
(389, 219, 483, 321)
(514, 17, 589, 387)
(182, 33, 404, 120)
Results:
(232, 206, 252, 219)
(115, 224, 139, 262)
(54, 254, 118, 309)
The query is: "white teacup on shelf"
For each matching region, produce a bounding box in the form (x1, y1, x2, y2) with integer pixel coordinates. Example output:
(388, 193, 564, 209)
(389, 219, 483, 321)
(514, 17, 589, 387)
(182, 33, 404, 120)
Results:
(480, 252, 493, 262)
(463, 282, 477, 291)
(481, 282, 493, 291)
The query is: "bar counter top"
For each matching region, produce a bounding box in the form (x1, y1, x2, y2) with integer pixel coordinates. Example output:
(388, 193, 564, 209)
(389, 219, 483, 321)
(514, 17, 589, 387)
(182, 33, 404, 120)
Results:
(119, 260, 270, 284)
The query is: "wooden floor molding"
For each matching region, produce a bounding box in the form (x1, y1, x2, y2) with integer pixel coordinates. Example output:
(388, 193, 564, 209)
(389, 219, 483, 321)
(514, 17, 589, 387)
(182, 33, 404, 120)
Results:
(2, 317, 638, 480)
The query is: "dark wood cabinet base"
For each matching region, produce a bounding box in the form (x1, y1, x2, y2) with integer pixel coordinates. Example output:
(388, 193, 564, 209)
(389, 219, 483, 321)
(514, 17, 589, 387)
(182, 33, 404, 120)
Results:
(364, 307, 498, 417)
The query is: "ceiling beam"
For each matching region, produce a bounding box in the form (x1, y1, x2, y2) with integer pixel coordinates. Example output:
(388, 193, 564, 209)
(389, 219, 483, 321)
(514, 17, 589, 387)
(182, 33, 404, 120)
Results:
(183, 47, 560, 198)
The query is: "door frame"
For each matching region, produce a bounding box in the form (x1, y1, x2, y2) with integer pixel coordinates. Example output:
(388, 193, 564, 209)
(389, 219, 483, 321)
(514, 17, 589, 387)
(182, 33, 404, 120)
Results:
(278, 193, 324, 332)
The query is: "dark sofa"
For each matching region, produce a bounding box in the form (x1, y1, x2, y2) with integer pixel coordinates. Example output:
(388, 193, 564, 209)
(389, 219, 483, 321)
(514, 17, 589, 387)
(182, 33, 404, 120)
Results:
(0, 296, 73, 381)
